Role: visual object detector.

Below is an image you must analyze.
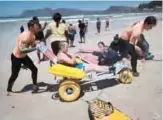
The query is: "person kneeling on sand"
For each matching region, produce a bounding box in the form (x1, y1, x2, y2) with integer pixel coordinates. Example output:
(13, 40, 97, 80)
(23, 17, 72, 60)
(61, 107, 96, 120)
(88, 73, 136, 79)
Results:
(135, 34, 154, 60)
(57, 41, 109, 72)
(7, 20, 40, 95)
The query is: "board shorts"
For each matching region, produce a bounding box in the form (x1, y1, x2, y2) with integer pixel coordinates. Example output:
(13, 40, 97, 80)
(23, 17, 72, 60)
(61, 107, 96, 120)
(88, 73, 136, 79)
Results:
(75, 63, 85, 71)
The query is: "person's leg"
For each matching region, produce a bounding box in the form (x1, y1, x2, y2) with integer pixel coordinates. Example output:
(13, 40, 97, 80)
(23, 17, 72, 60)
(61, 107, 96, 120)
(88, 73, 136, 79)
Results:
(7, 54, 21, 93)
(85, 63, 108, 73)
(67, 35, 70, 46)
(71, 35, 75, 47)
(135, 45, 145, 58)
(42, 41, 48, 60)
(119, 39, 129, 58)
(51, 41, 60, 55)
(37, 49, 41, 63)
(97, 27, 100, 33)
(83, 33, 86, 43)
(128, 44, 139, 76)
(79, 32, 82, 43)
(69, 35, 73, 47)
(22, 55, 38, 92)
(142, 40, 149, 56)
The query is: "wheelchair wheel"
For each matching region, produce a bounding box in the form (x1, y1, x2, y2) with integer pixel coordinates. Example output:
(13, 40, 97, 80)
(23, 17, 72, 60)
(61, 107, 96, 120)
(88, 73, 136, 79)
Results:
(58, 80, 81, 102)
(119, 70, 133, 84)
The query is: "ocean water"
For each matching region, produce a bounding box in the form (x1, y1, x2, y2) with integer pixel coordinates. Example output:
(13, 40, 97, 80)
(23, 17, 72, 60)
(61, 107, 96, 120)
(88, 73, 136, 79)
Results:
(0, 12, 162, 63)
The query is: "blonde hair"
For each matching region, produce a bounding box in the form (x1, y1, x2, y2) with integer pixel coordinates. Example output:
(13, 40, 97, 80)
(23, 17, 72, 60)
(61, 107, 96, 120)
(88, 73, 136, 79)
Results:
(59, 41, 68, 50)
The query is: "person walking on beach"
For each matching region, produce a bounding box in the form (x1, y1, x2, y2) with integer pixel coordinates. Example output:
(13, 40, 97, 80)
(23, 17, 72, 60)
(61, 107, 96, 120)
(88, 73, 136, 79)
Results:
(67, 23, 76, 47)
(20, 25, 24, 33)
(118, 16, 157, 77)
(78, 20, 86, 43)
(105, 18, 109, 31)
(96, 17, 101, 34)
(32, 16, 47, 63)
(7, 20, 40, 95)
(44, 12, 67, 56)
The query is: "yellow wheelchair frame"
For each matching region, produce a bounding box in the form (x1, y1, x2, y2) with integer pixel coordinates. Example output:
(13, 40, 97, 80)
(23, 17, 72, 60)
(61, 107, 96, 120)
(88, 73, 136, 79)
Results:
(48, 58, 133, 102)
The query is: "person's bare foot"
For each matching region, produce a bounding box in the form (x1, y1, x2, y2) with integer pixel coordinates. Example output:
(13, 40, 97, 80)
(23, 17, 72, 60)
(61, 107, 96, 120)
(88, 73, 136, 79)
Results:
(7, 91, 16, 96)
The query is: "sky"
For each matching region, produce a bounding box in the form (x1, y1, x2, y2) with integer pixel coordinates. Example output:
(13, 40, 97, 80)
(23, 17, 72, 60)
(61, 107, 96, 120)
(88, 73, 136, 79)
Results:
(0, 1, 150, 17)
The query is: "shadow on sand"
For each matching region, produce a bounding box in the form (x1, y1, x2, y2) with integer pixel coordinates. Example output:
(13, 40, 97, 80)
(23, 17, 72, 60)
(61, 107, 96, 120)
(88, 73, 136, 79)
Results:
(14, 78, 119, 101)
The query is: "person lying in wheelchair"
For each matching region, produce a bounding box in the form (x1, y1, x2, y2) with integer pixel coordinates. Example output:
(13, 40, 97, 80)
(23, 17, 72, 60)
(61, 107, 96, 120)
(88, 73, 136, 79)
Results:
(57, 41, 109, 73)
(79, 41, 122, 66)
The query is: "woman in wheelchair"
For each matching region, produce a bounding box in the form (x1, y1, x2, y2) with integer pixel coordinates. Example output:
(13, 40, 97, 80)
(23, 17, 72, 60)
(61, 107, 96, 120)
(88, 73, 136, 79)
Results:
(57, 42, 109, 72)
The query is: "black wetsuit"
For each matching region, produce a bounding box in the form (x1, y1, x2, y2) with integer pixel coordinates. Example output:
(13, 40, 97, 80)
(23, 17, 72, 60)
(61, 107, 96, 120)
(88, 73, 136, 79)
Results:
(78, 23, 86, 42)
(7, 54, 38, 92)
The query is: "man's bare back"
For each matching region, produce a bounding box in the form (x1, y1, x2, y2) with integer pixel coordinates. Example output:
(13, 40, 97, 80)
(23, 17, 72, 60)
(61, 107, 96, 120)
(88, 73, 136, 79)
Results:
(13, 31, 36, 58)
(120, 21, 144, 45)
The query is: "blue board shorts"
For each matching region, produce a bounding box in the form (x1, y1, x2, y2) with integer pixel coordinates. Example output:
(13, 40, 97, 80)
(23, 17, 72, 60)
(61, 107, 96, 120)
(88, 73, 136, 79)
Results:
(75, 63, 85, 71)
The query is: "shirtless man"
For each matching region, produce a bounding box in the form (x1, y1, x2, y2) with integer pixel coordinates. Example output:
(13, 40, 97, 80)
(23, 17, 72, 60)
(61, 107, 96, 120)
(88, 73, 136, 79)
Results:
(7, 20, 40, 95)
(119, 16, 157, 76)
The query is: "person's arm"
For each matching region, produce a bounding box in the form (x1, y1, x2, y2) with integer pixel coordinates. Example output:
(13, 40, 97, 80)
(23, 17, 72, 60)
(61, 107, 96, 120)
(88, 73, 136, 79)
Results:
(79, 48, 101, 53)
(20, 47, 36, 54)
(44, 29, 51, 41)
(58, 53, 77, 65)
(18, 35, 37, 54)
(40, 22, 47, 31)
(18, 40, 36, 54)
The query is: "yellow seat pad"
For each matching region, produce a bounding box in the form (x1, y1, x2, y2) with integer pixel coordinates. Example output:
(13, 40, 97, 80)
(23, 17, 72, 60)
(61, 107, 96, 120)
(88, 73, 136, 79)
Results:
(48, 64, 86, 79)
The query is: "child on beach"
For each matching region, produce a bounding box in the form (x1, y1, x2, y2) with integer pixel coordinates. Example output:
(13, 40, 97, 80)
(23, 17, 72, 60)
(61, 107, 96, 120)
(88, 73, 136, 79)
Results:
(32, 16, 48, 63)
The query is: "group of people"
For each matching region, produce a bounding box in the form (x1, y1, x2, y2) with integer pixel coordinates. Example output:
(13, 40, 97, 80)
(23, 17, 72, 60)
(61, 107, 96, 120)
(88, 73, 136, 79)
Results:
(96, 17, 110, 33)
(7, 12, 157, 95)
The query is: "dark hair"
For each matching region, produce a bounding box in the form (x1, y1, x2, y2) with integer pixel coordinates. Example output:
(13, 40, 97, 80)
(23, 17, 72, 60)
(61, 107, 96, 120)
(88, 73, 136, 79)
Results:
(27, 20, 39, 29)
(32, 16, 39, 22)
(53, 12, 62, 28)
(144, 16, 157, 26)
(140, 34, 145, 40)
(114, 34, 119, 40)
(62, 19, 66, 23)
(98, 41, 105, 47)
(78, 20, 81, 23)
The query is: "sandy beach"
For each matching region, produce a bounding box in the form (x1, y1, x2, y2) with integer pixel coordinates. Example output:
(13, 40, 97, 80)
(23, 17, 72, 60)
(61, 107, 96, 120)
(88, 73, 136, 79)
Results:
(0, 17, 162, 120)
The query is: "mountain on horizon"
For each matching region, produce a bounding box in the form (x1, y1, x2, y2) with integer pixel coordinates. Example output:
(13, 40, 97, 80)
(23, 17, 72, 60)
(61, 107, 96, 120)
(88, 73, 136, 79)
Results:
(20, 6, 139, 17)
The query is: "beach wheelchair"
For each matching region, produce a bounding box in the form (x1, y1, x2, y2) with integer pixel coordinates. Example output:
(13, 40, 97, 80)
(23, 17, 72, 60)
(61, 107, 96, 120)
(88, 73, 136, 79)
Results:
(37, 42, 133, 102)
